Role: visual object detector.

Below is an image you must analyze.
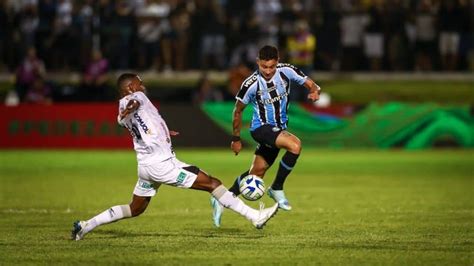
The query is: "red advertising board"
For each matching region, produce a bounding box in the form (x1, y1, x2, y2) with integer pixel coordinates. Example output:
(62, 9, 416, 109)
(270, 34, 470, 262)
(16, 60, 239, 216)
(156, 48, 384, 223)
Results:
(0, 104, 131, 148)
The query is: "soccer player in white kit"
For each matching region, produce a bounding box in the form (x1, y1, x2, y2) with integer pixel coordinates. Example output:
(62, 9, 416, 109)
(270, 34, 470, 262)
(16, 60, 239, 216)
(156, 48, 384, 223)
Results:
(71, 73, 279, 240)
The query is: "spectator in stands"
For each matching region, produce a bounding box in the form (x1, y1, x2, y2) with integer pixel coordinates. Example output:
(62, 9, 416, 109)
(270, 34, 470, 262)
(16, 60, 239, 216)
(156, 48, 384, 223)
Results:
(163, 2, 191, 71)
(438, 0, 463, 71)
(224, 0, 254, 60)
(253, 0, 281, 47)
(228, 14, 260, 68)
(81, 49, 109, 101)
(24, 77, 52, 104)
(312, 1, 341, 71)
(339, 6, 368, 71)
(287, 19, 316, 101)
(15, 47, 46, 101)
(287, 19, 316, 75)
(18, 2, 39, 55)
(414, 0, 437, 71)
(278, 0, 301, 53)
(50, 0, 75, 71)
(136, 0, 171, 71)
(108, 0, 135, 70)
(385, 0, 410, 71)
(0, 1, 7, 71)
(363, 3, 384, 71)
(36, 0, 57, 69)
(193, 0, 227, 70)
(0, 0, 471, 74)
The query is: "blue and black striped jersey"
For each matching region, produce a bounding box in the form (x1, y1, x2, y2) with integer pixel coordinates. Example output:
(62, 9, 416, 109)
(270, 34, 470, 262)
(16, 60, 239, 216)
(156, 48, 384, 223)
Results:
(236, 63, 307, 131)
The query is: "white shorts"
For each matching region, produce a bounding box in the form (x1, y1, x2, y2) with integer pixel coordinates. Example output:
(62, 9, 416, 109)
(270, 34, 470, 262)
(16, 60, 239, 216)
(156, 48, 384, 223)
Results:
(133, 157, 199, 197)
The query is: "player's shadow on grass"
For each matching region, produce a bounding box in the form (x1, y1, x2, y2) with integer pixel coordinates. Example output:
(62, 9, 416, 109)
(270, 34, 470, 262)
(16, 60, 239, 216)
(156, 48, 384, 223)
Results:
(94, 228, 266, 240)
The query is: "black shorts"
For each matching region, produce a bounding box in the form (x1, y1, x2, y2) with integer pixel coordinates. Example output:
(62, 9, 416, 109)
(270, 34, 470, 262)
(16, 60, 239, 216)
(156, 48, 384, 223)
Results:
(250, 125, 282, 166)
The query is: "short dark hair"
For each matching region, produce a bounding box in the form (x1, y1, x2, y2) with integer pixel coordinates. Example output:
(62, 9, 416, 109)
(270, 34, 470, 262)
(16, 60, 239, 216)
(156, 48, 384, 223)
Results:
(258, 45, 279, 60)
(117, 73, 137, 89)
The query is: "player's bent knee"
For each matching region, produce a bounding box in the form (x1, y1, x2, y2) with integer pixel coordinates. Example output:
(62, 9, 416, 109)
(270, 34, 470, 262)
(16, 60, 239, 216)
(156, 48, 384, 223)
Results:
(290, 139, 302, 154)
(250, 167, 267, 177)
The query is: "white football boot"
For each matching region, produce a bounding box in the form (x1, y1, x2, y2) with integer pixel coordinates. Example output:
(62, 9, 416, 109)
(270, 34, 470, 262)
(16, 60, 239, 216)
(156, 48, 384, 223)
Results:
(252, 203, 279, 229)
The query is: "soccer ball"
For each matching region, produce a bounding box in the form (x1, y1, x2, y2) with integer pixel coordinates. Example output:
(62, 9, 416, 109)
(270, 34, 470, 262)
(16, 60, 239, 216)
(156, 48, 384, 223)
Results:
(239, 175, 265, 201)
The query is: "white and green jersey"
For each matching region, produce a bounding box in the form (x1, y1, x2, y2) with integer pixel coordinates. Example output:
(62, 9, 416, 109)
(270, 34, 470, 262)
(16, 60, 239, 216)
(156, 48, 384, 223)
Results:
(118, 91, 175, 165)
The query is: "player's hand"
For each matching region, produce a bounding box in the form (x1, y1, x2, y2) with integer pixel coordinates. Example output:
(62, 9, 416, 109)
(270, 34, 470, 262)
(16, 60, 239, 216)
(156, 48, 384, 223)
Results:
(169, 130, 179, 137)
(231, 140, 242, 155)
(119, 110, 131, 120)
(308, 90, 320, 102)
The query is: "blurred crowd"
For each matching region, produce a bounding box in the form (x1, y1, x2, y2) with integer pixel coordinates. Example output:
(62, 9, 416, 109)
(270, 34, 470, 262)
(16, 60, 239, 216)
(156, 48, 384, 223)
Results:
(0, 0, 472, 104)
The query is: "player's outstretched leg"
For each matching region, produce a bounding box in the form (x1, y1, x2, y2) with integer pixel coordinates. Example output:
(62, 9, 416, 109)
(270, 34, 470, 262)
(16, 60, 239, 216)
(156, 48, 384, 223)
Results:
(268, 151, 300, 211)
(193, 171, 278, 229)
(71, 195, 149, 240)
(71, 205, 132, 240)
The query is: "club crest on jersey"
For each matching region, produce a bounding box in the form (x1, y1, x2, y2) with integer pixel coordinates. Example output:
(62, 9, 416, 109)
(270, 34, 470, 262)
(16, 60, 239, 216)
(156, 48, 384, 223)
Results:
(134, 113, 151, 134)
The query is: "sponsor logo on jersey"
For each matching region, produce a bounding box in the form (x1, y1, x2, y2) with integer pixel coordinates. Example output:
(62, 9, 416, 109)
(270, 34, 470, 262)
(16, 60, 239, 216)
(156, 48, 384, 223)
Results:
(260, 91, 289, 105)
(243, 75, 257, 88)
(134, 113, 150, 134)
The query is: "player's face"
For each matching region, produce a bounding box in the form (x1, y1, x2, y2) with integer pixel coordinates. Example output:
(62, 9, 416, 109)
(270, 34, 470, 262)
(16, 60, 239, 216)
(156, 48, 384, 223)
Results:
(130, 76, 146, 93)
(257, 59, 278, 81)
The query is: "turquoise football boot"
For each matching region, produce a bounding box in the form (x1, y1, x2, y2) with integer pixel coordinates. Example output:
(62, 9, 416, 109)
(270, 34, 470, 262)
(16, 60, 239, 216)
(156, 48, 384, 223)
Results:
(210, 196, 223, 228)
(267, 188, 292, 211)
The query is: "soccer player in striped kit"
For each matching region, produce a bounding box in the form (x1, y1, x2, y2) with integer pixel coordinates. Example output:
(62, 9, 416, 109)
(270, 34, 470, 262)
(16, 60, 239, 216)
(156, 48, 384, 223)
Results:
(71, 73, 278, 240)
(211, 45, 320, 227)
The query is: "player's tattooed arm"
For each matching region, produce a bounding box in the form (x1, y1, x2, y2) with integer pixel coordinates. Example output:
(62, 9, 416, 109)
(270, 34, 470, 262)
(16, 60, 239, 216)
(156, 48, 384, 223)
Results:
(232, 100, 246, 137)
(304, 78, 321, 102)
(119, 99, 140, 120)
(231, 100, 246, 155)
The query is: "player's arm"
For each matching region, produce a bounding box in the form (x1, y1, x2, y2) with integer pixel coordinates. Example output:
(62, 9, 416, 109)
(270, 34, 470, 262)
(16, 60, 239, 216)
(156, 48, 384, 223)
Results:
(119, 99, 140, 120)
(231, 100, 246, 155)
(303, 78, 321, 102)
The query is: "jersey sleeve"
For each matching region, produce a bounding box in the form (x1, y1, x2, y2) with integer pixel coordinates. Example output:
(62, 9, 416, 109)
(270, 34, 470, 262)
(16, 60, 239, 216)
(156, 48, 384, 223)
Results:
(129, 91, 147, 104)
(117, 92, 147, 125)
(281, 64, 307, 85)
(235, 77, 257, 105)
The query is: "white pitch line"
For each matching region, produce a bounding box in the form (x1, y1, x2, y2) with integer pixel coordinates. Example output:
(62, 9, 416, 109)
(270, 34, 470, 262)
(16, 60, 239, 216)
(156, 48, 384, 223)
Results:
(1, 208, 73, 214)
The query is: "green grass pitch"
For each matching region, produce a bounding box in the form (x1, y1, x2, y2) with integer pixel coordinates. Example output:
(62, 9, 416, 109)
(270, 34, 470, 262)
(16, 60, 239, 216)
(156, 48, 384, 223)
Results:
(0, 149, 472, 264)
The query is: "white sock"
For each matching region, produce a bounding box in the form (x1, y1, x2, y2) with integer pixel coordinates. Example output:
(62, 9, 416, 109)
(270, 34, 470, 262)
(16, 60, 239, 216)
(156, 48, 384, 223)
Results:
(212, 185, 258, 221)
(82, 205, 132, 234)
